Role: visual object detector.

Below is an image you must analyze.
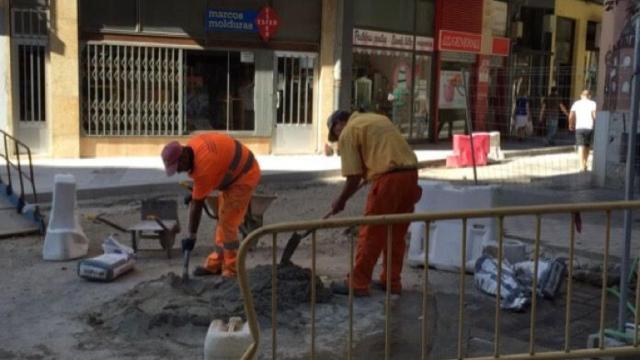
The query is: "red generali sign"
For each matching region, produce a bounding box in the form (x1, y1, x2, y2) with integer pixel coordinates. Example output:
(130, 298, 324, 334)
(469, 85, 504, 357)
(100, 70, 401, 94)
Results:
(256, 6, 280, 42)
(438, 30, 482, 53)
(491, 37, 510, 56)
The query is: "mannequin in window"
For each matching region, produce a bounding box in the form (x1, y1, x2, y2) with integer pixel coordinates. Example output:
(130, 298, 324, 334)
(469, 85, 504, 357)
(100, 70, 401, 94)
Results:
(354, 69, 372, 112)
(388, 66, 410, 128)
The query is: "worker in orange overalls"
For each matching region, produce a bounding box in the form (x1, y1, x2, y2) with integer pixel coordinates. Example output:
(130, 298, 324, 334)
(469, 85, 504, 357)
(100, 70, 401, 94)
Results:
(327, 110, 422, 296)
(161, 133, 260, 278)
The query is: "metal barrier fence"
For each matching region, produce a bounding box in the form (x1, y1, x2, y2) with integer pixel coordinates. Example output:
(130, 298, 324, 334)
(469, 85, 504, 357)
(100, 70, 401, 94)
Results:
(237, 200, 640, 360)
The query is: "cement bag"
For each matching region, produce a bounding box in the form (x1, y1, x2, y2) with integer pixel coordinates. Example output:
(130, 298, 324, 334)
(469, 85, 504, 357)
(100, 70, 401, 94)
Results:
(538, 259, 566, 299)
(474, 255, 529, 311)
(514, 259, 566, 299)
(78, 235, 135, 282)
(77, 253, 135, 282)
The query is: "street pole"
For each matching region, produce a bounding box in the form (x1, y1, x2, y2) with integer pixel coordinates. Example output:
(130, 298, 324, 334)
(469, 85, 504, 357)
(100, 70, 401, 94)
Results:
(462, 69, 478, 185)
(619, 11, 640, 331)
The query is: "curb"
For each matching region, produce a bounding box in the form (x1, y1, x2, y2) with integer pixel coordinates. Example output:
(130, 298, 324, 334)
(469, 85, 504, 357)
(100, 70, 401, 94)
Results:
(503, 145, 574, 159)
(30, 169, 345, 203)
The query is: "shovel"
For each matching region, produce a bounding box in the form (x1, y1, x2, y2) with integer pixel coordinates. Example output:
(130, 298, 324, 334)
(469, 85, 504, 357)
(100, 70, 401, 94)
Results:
(280, 212, 332, 265)
(280, 182, 367, 265)
(182, 249, 191, 283)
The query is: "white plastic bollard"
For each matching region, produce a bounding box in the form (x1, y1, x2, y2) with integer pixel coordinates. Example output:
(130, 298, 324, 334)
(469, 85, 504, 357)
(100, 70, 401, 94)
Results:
(204, 317, 253, 360)
(407, 181, 499, 272)
(488, 131, 504, 161)
(42, 174, 89, 261)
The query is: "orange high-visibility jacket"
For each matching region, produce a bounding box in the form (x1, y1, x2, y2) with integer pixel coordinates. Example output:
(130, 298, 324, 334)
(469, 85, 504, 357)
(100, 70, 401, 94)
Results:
(187, 133, 256, 200)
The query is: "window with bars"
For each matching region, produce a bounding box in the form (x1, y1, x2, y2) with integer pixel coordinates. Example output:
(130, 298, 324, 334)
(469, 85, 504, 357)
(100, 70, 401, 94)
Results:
(12, 8, 48, 124)
(17, 44, 46, 122)
(82, 43, 185, 136)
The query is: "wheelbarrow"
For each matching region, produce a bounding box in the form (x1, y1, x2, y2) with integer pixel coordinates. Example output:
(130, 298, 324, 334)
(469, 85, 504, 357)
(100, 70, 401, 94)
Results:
(89, 199, 181, 259)
(180, 181, 276, 242)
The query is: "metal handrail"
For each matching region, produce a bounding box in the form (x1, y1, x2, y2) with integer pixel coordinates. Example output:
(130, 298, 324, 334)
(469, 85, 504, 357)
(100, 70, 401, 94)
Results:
(237, 200, 640, 360)
(0, 129, 39, 211)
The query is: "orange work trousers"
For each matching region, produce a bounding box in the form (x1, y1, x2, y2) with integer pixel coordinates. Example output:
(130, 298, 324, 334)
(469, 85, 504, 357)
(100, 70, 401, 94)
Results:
(350, 170, 420, 292)
(204, 164, 260, 277)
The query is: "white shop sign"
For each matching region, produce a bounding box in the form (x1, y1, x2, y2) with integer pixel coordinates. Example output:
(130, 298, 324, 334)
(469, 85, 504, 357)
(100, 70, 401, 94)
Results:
(353, 28, 434, 52)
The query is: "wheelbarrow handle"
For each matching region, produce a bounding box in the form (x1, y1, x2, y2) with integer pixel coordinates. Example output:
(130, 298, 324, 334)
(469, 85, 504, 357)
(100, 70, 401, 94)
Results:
(147, 215, 170, 232)
(89, 213, 128, 233)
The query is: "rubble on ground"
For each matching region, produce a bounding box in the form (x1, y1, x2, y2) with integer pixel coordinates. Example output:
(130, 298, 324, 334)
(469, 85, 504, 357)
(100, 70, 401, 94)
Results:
(84, 263, 332, 341)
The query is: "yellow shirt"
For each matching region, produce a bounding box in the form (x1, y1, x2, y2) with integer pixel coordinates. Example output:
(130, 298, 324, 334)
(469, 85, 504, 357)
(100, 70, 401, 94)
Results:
(338, 112, 417, 180)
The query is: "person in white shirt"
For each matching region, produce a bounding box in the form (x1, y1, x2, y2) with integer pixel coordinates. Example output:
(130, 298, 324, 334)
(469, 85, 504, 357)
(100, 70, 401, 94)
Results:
(569, 90, 597, 171)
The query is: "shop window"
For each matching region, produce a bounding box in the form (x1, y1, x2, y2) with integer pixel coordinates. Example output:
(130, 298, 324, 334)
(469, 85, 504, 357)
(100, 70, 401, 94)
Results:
(185, 51, 255, 132)
(80, 0, 138, 31)
(412, 55, 432, 139)
(437, 60, 474, 140)
(353, 51, 411, 122)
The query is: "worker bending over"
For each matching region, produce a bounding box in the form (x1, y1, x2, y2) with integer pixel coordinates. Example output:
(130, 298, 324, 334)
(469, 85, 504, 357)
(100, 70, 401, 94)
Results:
(327, 110, 422, 296)
(161, 133, 260, 278)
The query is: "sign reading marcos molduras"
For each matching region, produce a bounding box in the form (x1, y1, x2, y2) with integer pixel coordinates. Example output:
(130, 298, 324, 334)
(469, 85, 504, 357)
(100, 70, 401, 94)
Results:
(438, 30, 482, 54)
(205, 6, 280, 42)
(206, 9, 258, 33)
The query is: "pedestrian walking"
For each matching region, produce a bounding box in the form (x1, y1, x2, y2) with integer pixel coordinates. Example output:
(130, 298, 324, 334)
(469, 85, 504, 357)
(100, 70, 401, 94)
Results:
(568, 90, 597, 171)
(326, 110, 422, 296)
(161, 133, 261, 278)
(539, 86, 569, 146)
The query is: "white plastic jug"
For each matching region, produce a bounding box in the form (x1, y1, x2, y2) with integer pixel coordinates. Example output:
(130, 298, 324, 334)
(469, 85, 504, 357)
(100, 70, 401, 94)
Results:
(204, 317, 252, 360)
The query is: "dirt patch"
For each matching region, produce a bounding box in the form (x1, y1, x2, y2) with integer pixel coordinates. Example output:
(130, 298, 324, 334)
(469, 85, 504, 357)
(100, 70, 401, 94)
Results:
(83, 263, 332, 344)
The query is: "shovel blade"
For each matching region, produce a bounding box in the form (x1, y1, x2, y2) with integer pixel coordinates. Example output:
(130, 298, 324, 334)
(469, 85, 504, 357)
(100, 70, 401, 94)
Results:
(280, 232, 303, 265)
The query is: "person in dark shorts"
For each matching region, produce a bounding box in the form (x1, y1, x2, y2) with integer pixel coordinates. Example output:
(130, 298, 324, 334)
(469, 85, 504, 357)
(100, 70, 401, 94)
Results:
(568, 90, 597, 171)
(539, 86, 569, 146)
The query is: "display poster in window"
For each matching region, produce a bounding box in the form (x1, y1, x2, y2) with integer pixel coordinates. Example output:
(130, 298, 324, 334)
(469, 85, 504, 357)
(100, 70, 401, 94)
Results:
(438, 70, 468, 110)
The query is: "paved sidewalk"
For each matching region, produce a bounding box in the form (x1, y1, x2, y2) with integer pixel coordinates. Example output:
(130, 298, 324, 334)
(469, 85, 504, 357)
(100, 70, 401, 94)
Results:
(0, 137, 575, 203)
(1, 150, 452, 202)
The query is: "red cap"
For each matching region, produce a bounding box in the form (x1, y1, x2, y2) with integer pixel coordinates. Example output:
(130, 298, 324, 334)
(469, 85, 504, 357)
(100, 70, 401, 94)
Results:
(161, 141, 183, 176)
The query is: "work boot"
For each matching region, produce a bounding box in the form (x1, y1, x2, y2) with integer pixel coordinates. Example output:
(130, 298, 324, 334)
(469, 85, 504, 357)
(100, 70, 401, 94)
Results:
(371, 280, 402, 295)
(330, 281, 370, 297)
(193, 266, 220, 277)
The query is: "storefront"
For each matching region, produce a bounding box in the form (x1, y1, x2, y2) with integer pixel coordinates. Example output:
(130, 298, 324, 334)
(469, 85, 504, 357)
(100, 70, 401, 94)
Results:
(78, 0, 322, 156)
(434, 31, 482, 139)
(432, 0, 482, 141)
(351, 0, 435, 141)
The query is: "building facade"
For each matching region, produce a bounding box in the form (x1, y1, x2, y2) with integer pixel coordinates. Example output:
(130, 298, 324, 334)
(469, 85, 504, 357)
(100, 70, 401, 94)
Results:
(0, 0, 604, 158)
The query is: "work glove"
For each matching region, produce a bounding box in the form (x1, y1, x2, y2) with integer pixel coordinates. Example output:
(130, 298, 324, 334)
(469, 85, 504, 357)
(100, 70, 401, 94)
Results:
(181, 236, 196, 252)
